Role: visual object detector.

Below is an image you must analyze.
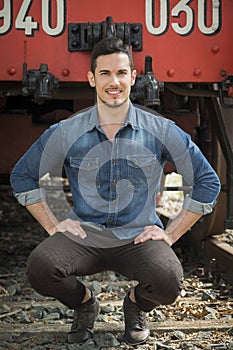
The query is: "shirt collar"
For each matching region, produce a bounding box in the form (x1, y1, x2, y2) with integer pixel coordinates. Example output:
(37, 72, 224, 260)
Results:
(123, 102, 139, 130)
(87, 102, 139, 132)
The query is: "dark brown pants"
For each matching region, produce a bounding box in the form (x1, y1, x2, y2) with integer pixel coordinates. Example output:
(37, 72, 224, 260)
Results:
(27, 232, 183, 312)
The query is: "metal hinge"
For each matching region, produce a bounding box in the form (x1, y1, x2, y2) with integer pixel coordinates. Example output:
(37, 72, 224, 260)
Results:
(68, 16, 142, 52)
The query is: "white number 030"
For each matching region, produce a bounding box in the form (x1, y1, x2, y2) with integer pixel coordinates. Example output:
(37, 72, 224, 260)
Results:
(146, 0, 221, 36)
(0, 0, 65, 36)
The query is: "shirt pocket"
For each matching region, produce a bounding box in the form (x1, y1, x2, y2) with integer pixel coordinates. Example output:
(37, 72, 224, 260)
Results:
(127, 155, 159, 189)
(70, 156, 100, 189)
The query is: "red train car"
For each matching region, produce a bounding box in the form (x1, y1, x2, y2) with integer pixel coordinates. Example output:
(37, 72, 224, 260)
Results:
(0, 1, 232, 82)
(0, 0, 233, 241)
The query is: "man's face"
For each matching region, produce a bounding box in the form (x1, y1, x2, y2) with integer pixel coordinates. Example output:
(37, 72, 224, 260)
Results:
(87, 53, 136, 108)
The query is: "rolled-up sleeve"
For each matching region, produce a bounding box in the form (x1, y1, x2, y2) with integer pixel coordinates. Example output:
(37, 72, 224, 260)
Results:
(15, 188, 46, 206)
(164, 122, 221, 215)
(182, 196, 216, 214)
(10, 123, 63, 206)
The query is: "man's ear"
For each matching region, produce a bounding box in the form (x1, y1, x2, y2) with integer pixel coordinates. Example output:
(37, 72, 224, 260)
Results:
(131, 70, 137, 86)
(87, 71, 96, 87)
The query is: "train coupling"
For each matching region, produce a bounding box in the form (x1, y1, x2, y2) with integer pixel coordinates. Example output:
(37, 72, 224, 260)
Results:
(22, 63, 59, 104)
(130, 56, 164, 106)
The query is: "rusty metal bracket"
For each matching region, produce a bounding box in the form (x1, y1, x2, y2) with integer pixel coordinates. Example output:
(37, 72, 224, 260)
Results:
(68, 16, 142, 51)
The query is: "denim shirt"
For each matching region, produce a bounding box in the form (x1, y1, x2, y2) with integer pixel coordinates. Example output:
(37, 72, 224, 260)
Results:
(10, 103, 221, 239)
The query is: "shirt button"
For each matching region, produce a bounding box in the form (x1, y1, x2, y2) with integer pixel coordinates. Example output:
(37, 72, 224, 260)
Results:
(112, 180, 116, 186)
(112, 159, 117, 165)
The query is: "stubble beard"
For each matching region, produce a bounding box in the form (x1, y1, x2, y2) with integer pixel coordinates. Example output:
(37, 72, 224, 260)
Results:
(97, 95, 129, 109)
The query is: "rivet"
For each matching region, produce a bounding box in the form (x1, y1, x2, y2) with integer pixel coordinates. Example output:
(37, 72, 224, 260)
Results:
(72, 41, 78, 48)
(8, 67, 16, 76)
(133, 41, 140, 49)
(212, 45, 219, 54)
(167, 69, 175, 77)
(220, 69, 227, 77)
(193, 68, 202, 77)
(72, 25, 79, 34)
(132, 25, 140, 33)
(62, 69, 70, 77)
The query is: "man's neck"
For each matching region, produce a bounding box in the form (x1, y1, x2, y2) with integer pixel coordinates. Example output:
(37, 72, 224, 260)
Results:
(97, 101, 130, 141)
(97, 100, 129, 125)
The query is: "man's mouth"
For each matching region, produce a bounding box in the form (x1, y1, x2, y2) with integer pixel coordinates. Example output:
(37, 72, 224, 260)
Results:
(105, 89, 122, 96)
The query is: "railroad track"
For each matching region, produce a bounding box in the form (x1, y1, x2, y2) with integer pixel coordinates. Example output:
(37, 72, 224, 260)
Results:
(0, 190, 233, 349)
(0, 274, 232, 349)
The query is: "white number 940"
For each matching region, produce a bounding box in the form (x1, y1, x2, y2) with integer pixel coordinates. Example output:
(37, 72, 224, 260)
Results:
(0, 0, 65, 37)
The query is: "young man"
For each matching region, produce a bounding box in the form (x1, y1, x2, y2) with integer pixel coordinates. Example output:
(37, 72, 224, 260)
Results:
(10, 37, 220, 346)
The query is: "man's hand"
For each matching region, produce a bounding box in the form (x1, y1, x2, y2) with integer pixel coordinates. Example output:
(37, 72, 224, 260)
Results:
(26, 201, 88, 238)
(134, 210, 202, 247)
(56, 219, 87, 239)
(134, 225, 173, 246)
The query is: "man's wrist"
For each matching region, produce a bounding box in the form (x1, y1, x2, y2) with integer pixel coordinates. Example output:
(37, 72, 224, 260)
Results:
(46, 223, 59, 236)
(165, 233, 173, 246)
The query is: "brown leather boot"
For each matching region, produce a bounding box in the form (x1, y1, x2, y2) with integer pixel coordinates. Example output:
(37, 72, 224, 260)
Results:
(123, 292, 150, 345)
(68, 291, 99, 344)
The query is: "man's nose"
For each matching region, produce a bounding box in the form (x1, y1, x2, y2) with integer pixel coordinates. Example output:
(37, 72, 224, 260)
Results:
(109, 74, 120, 85)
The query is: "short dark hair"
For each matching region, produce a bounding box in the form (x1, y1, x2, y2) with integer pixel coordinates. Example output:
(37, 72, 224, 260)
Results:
(90, 37, 134, 73)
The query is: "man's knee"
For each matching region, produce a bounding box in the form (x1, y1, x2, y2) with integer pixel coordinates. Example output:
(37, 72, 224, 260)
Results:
(26, 247, 59, 295)
(146, 274, 182, 304)
(158, 273, 183, 305)
(154, 261, 183, 303)
(135, 260, 183, 308)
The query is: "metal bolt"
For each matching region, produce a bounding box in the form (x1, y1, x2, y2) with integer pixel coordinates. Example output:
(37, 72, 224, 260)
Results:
(211, 45, 219, 54)
(72, 26, 79, 34)
(62, 69, 70, 77)
(133, 41, 140, 48)
(220, 69, 227, 77)
(8, 67, 16, 76)
(72, 41, 78, 48)
(193, 68, 202, 77)
(132, 25, 140, 33)
(167, 69, 175, 77)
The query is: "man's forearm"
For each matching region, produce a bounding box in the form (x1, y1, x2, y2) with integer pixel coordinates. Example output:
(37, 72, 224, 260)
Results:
(165, 209, 202, 245)
(26, 201, 59, 235)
